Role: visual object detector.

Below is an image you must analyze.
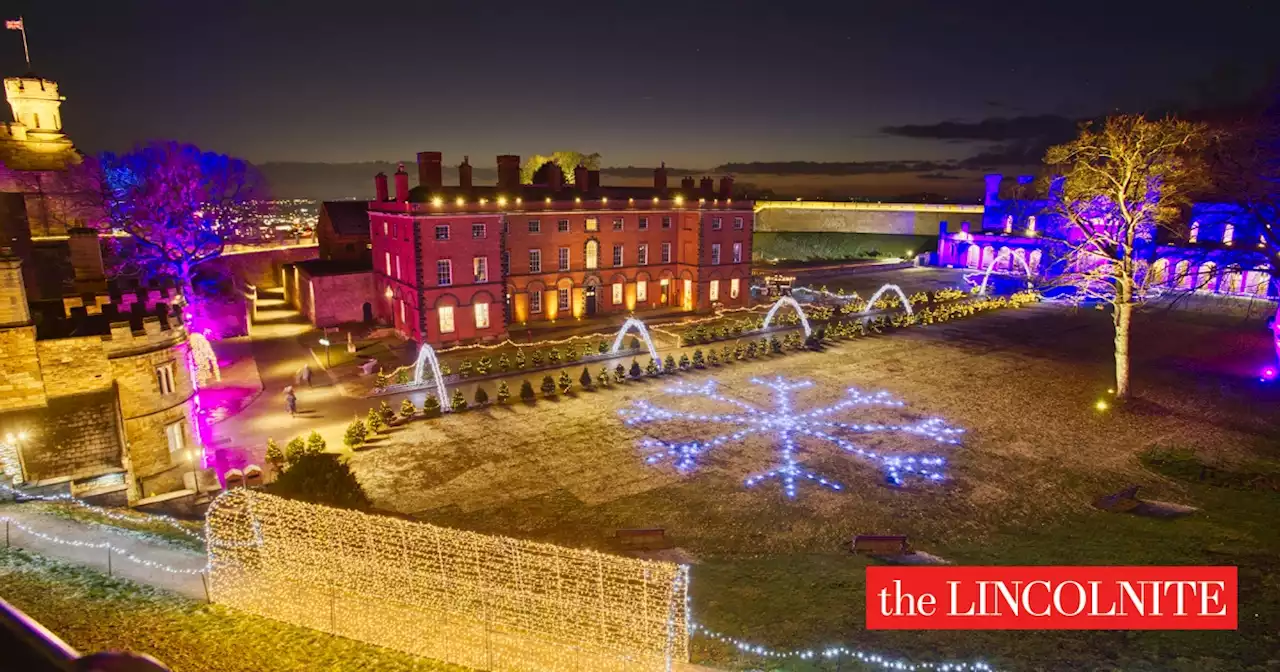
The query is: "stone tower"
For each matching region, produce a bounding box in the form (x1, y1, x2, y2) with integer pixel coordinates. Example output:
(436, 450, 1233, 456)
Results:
(1, 76, 74, 160)
(0, 249, 30, 327)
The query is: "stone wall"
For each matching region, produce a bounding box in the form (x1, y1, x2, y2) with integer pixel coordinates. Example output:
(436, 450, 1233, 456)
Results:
(298, 270, 374, 327)
(0, 326, 46, 412)
(754, 202, 982, 236)
(35, 336, 113, 396)
(207, 245, 319, 289)
(13, 388, 123, 482)
(106, 325, 195, 485)
(126, 401, 193, 494)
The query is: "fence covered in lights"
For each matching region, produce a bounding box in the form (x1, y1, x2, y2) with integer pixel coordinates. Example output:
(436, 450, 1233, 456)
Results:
(206, 490, 691, 672)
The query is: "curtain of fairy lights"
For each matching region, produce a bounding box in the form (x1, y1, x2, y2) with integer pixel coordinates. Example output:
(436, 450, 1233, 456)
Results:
(206, 490, 690, 672)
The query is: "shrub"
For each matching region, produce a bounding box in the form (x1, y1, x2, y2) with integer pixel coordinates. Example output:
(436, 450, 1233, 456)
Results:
(284, 437, 306, 465)
(614, 362, 627, 383)
(692, 349, 705, 368)
(541, 375, 557, 398)
(579, 367, 593, 389)
(265, 438, 283, 469)
(423, 393, 442, 418)
(663, 354, 676, 372)
(476, 355, 492, 375)
(450, 389, 467, 412)
(394, 367, 411, 385)
(565, 344, 579, 361)
(496, 380, 511, 403)
(458, 359, 473, 378)
(706, 349, 720, 366)
(269, 452, 371, 510)
(520, 379, 536, 401)
(734, 343, 745, 360)
(558, 370, 573, 393)
(678, 354, 691, 371)
(400, 398, 416, 419)
(366, 407, 384, 434)
(378, 401, 395, 425)
(768, 336, 781, 354)
(722, 345, 733, 363)
(646, 358, 660, 376)
(628, 336, 640, 351)
(745, 341, 758, 358)
(439, 362, 451, 375)
(597, 366, 610, 387)
(344, 418, 367, 448)
(515, 349, 527, 369)
(498, 353, 512, 371)
(305, 430, 326, 455)
(598, 341, 609, 354)
(548, 348, 562, 364)
(474, 386, 489, 405)
(630, 359, 643, 378)
(374, 370, 389, 389)
(531, 350, 545, 367)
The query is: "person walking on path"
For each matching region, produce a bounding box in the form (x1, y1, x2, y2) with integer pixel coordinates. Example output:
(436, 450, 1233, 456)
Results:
(296, 363, 312, 387)
(284, 386, 297, 417)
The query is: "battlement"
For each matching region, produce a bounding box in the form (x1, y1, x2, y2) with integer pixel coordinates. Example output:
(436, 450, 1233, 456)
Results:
(0, 121, 27, 141)
(4, 77, 62, 102)
(60, 287, 182, 319)
(102, 316, 187, 357)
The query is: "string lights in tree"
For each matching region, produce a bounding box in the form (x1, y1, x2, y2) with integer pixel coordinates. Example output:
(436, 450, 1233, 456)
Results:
(186, 330, 221, 389)
(620, 377, 964, 495)
(206, 489, 691, 672)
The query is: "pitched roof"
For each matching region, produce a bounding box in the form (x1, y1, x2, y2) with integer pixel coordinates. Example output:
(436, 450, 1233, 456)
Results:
(320, 200, 371, 237)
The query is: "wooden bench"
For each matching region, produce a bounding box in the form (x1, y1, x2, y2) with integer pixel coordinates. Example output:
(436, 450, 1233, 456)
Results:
(616, 528, 670, 551)
(1093, 485, 1140, 513)
(852, 534, 912, 556)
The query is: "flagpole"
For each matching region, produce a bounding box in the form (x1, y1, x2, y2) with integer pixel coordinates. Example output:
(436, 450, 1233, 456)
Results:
(18, 16, 28, 68)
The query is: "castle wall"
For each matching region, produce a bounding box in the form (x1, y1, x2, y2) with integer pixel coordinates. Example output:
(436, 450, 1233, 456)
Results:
(206, 244, 319, 289)
(298, 269, 374, 327)
(754, 202, 982, 236)
(0, 326, 46, 412)
(35, 336, 113, 396)
(12, 388, 124, 483)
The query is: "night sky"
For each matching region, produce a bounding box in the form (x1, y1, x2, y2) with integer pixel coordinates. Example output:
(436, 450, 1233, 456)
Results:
(5, 1, 1277, 168)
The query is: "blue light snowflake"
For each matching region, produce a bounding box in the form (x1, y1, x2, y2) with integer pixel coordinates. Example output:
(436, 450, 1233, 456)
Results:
(618, 376, 965, 497)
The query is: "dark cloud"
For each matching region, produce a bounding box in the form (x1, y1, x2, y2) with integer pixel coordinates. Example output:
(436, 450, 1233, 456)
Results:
(713, 160, 953, 176)
(881, 115, 1081, 142)
(917, 171, 965, 180)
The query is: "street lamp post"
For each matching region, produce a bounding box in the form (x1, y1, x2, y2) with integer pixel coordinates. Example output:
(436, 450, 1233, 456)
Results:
(319, 338, 331, 368)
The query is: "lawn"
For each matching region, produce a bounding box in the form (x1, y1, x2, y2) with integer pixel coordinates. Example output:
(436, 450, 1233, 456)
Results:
(0, 548, 468, 672)
(348, 302, 1280, 671)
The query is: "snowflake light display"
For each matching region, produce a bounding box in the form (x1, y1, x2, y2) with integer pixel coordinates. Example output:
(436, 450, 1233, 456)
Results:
(619, 376, 964, 496)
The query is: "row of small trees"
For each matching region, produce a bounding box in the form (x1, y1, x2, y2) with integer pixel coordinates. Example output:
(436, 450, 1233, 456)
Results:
(375, 339, 646, 389)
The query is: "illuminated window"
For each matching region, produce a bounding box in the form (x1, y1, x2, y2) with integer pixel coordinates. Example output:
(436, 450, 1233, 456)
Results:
(585, 240, 599, 270)
(612, 283, 623, 304)
(558, 247, 570, 271)
(165, 420, 185, 457)
(155, 363, 176, 395)
(1223, 224, 1235, 246)
(528, 219, 541, 233)
(661, 216, 672, 229)
(732, 242, 742, 263)
(1026, 216, 1036, 234)
(639, 217, 649, 230)
(557, 288, 570, 310)
(399, 300, 405, 322)
(1004, 216, 1013, 234)
(529, 249, 542, 273)
(474, 302, 490, 329)
(712, 217, 722, 230)
(585, 217, 599, 232)
(395, 256, 401, 279)
(661, 242, 672, 264)
(636, 280, 648, 302)
(392, 222, 398, 237)
(711, 243, 721, 265)
(1189, 221, 1200, 243)
(530, 291, 542, 313)
(438, 306, 455, 333)
(613, 218, 624, 231)
(557, 219, 570, 233)
(730, 278, 740, 299)
(384, 252, 392, 276)
(613, 244, 624, 267)
(436, 260, 452, 286)
(709, 279, 720, 302)
(473, 256, 488, 283)
(471, 223, 486, 238)
(434, 224, 450, 240)
(383, 222, 388, 235)
(638, 244, 648, 265)
(733, 217, 744, 230)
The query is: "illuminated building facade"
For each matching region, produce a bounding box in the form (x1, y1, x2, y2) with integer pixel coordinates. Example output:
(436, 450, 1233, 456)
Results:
(367, 152, 754, 346)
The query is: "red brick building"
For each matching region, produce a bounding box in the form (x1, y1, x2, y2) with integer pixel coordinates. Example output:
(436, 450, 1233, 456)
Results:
(367, 152, 753, 346)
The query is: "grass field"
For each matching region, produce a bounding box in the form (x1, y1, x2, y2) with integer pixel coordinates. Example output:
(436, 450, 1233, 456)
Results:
(349, 303, 1280, 671)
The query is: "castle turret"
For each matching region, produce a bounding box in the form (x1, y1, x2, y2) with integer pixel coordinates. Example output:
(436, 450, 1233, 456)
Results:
(2, 76, 74, 160)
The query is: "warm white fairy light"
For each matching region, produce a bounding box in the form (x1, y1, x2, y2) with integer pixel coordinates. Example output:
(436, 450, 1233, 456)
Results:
(0, 483, 204, 541)
(0, 514, 208, 575)
(206, 489, 691, 671)
(692, 623, 996, 671)
(187, 331, 221, 388)
(620, 377, 964, 495)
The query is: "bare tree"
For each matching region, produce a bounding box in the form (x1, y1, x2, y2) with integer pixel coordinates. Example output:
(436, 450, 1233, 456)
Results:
(1043, 115, 1210, 400)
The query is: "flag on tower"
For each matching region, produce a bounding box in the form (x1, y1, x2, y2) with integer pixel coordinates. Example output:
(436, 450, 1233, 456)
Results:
(4, 19, 21, 30)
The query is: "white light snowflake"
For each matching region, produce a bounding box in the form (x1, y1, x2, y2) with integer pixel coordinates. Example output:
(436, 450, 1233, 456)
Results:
(618, 376, 965, 498)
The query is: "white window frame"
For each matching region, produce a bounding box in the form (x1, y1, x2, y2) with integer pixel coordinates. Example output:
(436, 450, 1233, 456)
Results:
(733, 216, 744, 230)
(711, 243, 721, 265)
(661, 216, 672, 229)
(438, 305, 455, 333)
(529, 249, 542, 273)
(730, 278, 740, 299)
(585, 217, 599, 232)
(384, 252, 392, 276)
(530, 291, 542, 313)
(156, 363, 176, 395)
(612, 283, 623, 304)
(638, 244, 648, 266)
(585, 240, 599, 270)
(165, 420, 185, 457)
(471, 222, 486, 239)
(639, 217, 649, 230)
(558, 246, 570, 271)
(709, 279, 719, 302)
(612, 218, 624, 231)
(557, 219, 570, 233)
(474, 302, 490, 329)
(733, 242, 743, 263)
(636, 280, 648, 302)
(661, 242, 672, 264)
(712, 217, 722, 230)
(528, 219, 541, 233)
(436, 259, 452, 286)
(473, 256, 488, 283)
(434, 224, 450, 240)
(557, 287, 571, 310)
(613, 244, 624, 267)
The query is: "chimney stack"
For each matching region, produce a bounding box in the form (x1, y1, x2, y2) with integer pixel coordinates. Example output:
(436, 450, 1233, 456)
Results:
(459, 156, 473, 189)
(680, 176, 695, 192)
(394, 163, 410, 202)
(417, 151, 443, 190)
(547, 163, 563, 192)
(573, 164, 588, 191)
(587, 169, 600, 192)
(699, 176, 714, 196)
(374, 172, 389, 202)
(654, 162, 667, 191)
(718, 176, 734, 199)
(497, 155, 521, 192)
(983, 174, 1002, 207)
(68, 227, 107, 293)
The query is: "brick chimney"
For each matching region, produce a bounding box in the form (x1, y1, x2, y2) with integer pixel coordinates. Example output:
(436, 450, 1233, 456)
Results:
(497, 155, 521, 191)
(417, 151, 443, 190)
(547, 163, 563, 192)
(718, 175, 734, 198)
(374, 172, 388, 201)
(654, 162, 667, 191)
(459, 156, 473, 189)
(67, 227, 106, 293)
(587, 169, 600, 192)
(983, 174, 1002, 207)
(680, 176, 695, 192)
(699, 176, 714, 196)
(573, 164, 588, 190)
(394, 163, 410, 202)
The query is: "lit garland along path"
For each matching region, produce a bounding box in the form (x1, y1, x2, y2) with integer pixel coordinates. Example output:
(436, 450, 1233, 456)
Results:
(0, 505, 207, 599)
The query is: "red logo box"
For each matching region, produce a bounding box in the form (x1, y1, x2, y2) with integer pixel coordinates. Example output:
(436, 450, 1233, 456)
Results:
(866, 566, 1237, 630)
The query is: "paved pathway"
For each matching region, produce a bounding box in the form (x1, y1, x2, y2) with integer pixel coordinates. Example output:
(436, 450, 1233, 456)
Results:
(0, 505, 207, 599)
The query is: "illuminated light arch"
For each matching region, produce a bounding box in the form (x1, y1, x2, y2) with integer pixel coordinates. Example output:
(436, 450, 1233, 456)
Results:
(861, 284, 914, 316)
(965, 245, 981, 269)
(611, 317, 663, 369)
(760, 296, 812, 337)
(977, 247, 1036, 295)
(411, 342, 450, 408)
(187, 331, 221, 388)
